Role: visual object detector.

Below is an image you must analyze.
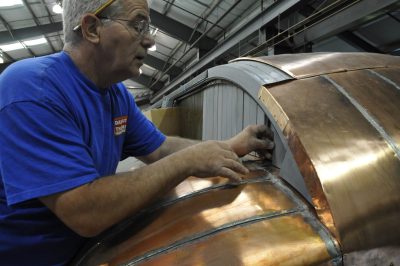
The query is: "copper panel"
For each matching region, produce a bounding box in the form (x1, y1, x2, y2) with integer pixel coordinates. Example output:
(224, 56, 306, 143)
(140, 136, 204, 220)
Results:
(259, 86, 337, 239)
(171, 166, 269, 200)
(82, 177, 297, 265)
(137, 215, 333, 266)
(328, 70, 400, 146)
(259, 76, 400, 252)
(371, 68, 400, 89)
(234, 53, 400, 79)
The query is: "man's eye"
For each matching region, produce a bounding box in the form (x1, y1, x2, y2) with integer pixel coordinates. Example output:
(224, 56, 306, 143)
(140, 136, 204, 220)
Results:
(128, 21, 137, 28)
(129, 21, 142, 31)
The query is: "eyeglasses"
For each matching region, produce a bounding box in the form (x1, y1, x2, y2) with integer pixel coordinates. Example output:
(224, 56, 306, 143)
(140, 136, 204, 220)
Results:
(98, 16, 152, 37)
(73, 0, 116, 32)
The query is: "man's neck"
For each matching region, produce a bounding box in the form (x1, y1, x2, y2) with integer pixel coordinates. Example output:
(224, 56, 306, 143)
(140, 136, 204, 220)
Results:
(63, 43, 111, 89)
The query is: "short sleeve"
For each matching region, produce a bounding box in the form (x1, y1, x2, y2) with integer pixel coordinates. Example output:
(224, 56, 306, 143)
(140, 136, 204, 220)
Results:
(0, 101, 99, 205)
(121, 92, 166, 158)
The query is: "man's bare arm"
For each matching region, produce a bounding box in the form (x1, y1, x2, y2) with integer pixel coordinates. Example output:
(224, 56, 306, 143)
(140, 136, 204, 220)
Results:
(137, 136, 200, 164)
(140, 125, 274, 163)
(40, 125, 273, 238)
(40, 140, 247, 238)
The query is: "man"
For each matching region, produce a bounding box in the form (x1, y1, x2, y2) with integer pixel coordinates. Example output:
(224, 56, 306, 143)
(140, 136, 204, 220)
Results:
(0, 0, 273, 265)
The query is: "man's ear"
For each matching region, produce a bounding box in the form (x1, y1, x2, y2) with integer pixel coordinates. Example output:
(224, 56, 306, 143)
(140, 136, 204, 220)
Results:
(80, 14, 102, 44)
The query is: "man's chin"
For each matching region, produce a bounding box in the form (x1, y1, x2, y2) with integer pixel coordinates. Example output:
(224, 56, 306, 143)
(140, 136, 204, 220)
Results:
(123, 68, 141, 79)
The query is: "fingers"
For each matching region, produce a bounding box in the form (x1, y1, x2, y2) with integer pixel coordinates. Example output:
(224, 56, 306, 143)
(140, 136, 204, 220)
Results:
(189, 140, 250, 181)
(219, 150, 249, 177)
(255, 150, 273, 160)
(251, 137, 273, 149)
(253, 124, 274, 140)
(225, 159, 249, 175)
(241, 125, 274, 160)
(219, 167, 244, 183)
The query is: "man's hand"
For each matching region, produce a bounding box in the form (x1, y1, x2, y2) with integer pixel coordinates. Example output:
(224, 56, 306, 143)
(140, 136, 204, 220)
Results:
(225, 125, 274, 158)
(178, 140, 249, 182)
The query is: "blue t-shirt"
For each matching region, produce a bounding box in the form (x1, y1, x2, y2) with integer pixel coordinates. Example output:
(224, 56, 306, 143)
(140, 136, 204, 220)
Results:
(0, 52, 166, 265)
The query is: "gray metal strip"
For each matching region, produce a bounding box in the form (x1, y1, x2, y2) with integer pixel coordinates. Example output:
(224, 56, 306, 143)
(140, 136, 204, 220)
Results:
(146, 174, 273, 213)
(269, 174, 342, 264)
(124, 209, 299, 266)
(367, 69, 400, 91)
(324, 75, 400, 159)
(302, 211, 343, 265)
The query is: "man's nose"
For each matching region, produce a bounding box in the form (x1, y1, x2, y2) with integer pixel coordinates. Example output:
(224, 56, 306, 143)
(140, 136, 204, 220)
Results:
(142, 33, 156, 49)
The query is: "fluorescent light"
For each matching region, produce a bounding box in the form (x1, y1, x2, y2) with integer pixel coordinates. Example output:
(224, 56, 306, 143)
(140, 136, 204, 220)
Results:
(0, 42, 24, 52)
(0, 0, 23, 7)
(139, 68, 143, 74)
(149, 44, 156, 52)
(0, 57, 4, 64)
(150, 27, 158, 37)
(24, 37, 47, 46)
(52, 3, 63, 14)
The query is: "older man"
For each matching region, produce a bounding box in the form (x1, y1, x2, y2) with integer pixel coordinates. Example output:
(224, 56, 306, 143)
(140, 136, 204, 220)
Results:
(0, 0, 273, 265)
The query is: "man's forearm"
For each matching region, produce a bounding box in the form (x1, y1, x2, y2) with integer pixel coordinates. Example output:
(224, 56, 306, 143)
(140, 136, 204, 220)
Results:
(40, 151, 191, 237)
(139, 136, 200, 163)
(161, 136, 200, 154)
(40, 125, 272, 238)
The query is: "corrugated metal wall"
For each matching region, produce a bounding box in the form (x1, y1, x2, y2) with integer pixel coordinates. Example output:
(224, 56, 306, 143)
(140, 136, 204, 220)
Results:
(178, 91, 203, 140)
(178, 80, 266, 141)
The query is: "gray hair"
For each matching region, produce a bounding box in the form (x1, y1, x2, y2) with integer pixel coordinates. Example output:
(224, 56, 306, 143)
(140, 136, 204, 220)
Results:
(62, 0, 125, 44)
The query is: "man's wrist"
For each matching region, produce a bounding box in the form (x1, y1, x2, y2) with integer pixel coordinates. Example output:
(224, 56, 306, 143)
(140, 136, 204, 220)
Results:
(223, 138, 238, 155)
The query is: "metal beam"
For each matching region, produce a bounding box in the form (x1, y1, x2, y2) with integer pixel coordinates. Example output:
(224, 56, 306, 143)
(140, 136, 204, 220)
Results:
(0, 9, 218, 53)
(338, 31, 382, 53)
(144, 54, 182, 78)
(150, 9, 217, 51)
(0, 14, 35, 57)
(21, 0, 52, 54)
(0, 62, 12, 72)
(293, 0, 400, 48)
(132, 74, 165, 92)
(149, 0, 244, 90)
(0, 22, 63, 44)
(380, 40, 400, 53)
(40, 0, 64, 47)
(1, 61, 164, 92)
(152, 0, 302, 102)
(162, 0, 176, 15)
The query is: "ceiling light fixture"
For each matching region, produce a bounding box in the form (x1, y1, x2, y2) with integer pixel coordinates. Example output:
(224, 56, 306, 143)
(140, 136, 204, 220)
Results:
(0, 57, 4, 64)
(0, 0, 23, 8)
(0, 42, 24, 52)
(139, 68, 143, 75)
(24, 37, 47, 46)
(150, 27, 158, 37)
(149, 44, 156, 52)
(52, 3, 63, 14)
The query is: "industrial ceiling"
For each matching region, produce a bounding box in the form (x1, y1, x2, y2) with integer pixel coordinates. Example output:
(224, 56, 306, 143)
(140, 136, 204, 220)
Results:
(0, 0, 399, 105)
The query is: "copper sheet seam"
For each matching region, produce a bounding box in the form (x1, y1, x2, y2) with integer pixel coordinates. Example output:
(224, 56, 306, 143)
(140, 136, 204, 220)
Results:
(123, 209, 300, 266)
(141, 173, 274, 213)
(301, 211, 343, 266)
(323, 75, 400, 159)
(270, 174, 343, 264)
(367, 69, 400, 91)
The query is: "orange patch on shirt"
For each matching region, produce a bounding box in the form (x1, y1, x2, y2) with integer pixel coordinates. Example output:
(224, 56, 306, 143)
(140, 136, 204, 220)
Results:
(114, 116, 128, 136)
